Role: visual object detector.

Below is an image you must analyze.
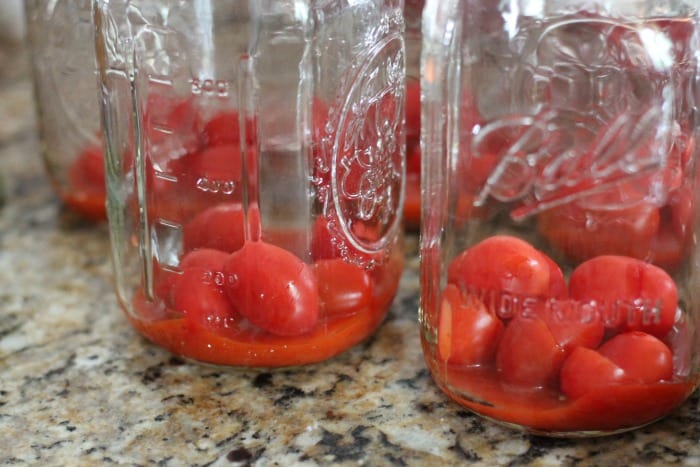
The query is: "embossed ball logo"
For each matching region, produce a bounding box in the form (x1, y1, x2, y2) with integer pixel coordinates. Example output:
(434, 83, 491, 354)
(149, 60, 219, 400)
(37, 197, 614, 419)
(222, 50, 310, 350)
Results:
(315, 33, 405, 269)
(467, 18, 687, 220)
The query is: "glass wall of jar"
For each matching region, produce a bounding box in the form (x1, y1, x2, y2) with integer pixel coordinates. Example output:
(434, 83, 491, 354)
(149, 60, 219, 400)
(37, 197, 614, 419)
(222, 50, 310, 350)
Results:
(94, 0, 406, 367)
(420, 0, 700, 435)
(403, 0, 424, 230)
(27, 0, 106, 221)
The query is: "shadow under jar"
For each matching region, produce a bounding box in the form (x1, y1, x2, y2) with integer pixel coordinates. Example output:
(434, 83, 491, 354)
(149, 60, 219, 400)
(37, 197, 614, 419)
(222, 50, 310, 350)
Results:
(94, 0, 406, 367)
(420, 0, 700, 435)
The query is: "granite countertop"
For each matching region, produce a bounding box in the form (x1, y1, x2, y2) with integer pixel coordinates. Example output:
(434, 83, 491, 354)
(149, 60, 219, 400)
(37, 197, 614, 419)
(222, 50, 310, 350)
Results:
(2, 40, 700, 467)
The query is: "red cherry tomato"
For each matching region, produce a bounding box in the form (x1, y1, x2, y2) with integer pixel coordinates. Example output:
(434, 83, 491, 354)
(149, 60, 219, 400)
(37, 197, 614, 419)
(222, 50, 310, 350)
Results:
(649, 186, 694, 271)
(447, 235, 563, 299)
(495, 315, 566, 388)
(172, 267, 238, 329)
(156, 248, 231, 308)
(314, 258, 373, 318)
(203, 111, 240, 146)
(537, 201, 660, 263)
(403, 172, 421, 230)
(180, 247, 230, 270)
(598, 331, 674, 384)
(65, 143, 107, 220)
(535, 300, 604, 354)
(542, 255, 567, 299)
(406, 141, 421, 175)
(183, 203, 261, 254)
(311, 215, 381, 263)
(568, 255, 678, 338)
(223, 241, 319, 336)
(186, 143, 242, 186)
(438, 284, 504, 366)
(405, 78, 421, 145)
(559, 347, 629, 399)
(145, 96, 202, 157)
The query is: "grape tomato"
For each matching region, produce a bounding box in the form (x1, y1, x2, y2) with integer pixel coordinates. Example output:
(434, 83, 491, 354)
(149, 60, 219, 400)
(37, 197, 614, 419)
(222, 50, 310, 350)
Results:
(569, 255, 678, 338)
(447, 235, 564, 298)
(598, 332, 674, 384)
(223, 241, 319, 336)
(438, 284, 504, 366)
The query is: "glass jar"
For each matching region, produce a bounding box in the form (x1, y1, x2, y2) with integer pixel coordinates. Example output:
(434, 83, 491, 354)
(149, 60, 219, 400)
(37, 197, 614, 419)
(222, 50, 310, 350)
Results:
(420, 0, 700, 435)
(94, 0, 406, 367)
(403, 0, 424, 230)
(27, 0, 106, 221)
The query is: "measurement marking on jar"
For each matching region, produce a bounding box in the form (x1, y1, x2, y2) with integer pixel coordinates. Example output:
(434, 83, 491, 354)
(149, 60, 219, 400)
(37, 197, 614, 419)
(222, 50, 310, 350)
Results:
(189, 78, 230, 97)
(154, 171, 178, 183)
(196, 177, 236, 194)
(147, 76, 174, 87)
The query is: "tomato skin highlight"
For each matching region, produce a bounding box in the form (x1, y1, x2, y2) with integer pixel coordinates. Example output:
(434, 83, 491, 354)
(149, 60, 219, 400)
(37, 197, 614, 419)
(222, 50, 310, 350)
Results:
(559, 347, 629, 400)
(568, 255, 678, 338)
(599, 331, 674, 384)
(438, 284, 504, 366)
(223, 241, 319, 336)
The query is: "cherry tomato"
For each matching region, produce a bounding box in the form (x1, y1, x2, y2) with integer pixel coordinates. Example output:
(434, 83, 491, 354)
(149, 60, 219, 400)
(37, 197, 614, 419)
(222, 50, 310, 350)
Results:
(203, 110, 240, 147)
(568, 255, 678, 338)
(495, 315, 566, 388)
(406, 141, 421, 175)
(172, 267, 238, 329)
(145, 96, 202, 157)
(598, 331, 674, 384)
(559, 347, 629, 399)
(371, 250, 404, 311)
(537, 201, 660, 263)
(185, 143, 242, 186)
(447, 235, 563, 298)
(223, 241, 319, 336)
(183, 203, 261, 254)
(649, 186, 694, 271)
(405, 78, 421, 145)
(180, 247, 230, 270)
(534, 300, 604, 355)
(542, 255, 568, 299)
(314, 258, 373, 318)
(403, 172, 421, 230)
(438, 284, 504, 366)
(65, 143, 107, 220)
(311, 215, 382, 263)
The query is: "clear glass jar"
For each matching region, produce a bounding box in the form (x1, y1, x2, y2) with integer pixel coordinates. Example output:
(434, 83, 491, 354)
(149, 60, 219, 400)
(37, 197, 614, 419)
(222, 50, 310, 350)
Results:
(94, 0, 406, 367)
(420, 0, 700, 435)
(27, 0, 106, 221)
(403, 0, 424, 230)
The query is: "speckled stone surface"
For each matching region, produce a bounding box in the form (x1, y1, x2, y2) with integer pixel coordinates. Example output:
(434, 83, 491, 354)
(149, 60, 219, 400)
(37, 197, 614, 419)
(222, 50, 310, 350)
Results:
(2, 40, 700, 466)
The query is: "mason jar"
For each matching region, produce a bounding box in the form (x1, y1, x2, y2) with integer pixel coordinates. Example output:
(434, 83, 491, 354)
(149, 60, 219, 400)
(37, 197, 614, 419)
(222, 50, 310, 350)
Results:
(403, 0, 424, 230)
(27, 0, 106, 220)
(420, 0, 700, 435)
(94, 0, 406, 367)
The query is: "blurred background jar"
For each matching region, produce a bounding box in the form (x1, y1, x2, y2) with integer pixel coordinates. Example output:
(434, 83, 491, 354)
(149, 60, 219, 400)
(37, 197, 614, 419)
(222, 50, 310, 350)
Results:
(26, 0, 106, 221)
(420, 0, 700, 435)
(94, 0, 406, 367)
